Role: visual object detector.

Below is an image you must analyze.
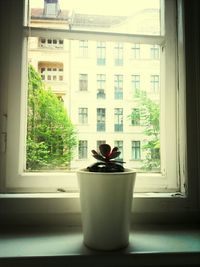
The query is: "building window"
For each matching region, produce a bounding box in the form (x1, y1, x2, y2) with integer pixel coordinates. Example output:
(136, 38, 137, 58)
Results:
(114, 140, 123, 161)
(114, 43, 123, 65)
(39, 63, 63, 81)
(131, 108, 140, 126)
(114, 75, 123, 99)
(132, 141, 141, 160)
(97, 108, 106, 131)
(97, 42, 106, 65)
(44, 0, 60, 17)
(114, 108, 123, 132)
(97, 74, 106, 99)
(4, 0, 185, 194)
(79, 40, 88, 57)
(131, 74, 140, 96)
(39, 38, 64, 49)
(150, 45, 160, 59)
(150, 75, 159, 93)
(78, 108, 88, 124)
(131, 44, 140, 59)
(78, 140, 88, 159)
(79, 74, 88, 91)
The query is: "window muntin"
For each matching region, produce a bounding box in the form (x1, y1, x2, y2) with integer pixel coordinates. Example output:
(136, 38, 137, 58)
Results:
(4, 0, 183, 193)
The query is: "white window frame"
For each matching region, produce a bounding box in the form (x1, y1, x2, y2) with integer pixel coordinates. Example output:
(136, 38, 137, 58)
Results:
(3, 0, 184, 193)
(0, 0, 195, 223)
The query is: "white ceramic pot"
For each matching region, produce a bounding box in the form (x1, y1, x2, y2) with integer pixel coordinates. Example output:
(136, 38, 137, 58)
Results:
(77, 168, 136, 251)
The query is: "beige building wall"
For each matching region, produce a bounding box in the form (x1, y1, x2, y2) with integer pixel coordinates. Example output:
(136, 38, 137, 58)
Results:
(29, 13, 160, 171)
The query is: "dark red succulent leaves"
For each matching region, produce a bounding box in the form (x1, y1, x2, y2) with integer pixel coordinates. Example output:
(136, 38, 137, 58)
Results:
(92, 144, 121, 162)
(88, 144, 125, 172)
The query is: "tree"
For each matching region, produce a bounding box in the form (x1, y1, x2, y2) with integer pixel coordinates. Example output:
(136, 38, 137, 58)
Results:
(130, 91, 160, 171)
(27, 65, 77, 170)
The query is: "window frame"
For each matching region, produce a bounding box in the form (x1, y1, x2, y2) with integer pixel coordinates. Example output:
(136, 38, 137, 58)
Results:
(0, 0, 196, 222)
(3, 0, 183, 192)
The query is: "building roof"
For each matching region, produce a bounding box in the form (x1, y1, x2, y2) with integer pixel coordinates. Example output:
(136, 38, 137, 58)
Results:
(31, 8, 70, 20)
(72, 13, 127, 28)
(31, 8, 127, 27)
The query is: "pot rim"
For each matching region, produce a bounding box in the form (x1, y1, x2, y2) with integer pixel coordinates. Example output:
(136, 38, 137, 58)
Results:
(77, 168, 136, 175)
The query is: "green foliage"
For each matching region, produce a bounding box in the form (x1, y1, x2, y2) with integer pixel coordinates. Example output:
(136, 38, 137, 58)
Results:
(130, 91, 160, 171)
(27, 65, 77, 170)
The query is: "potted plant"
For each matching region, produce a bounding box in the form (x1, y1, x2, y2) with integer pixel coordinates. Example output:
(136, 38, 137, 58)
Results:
(77, 144, 136, 251)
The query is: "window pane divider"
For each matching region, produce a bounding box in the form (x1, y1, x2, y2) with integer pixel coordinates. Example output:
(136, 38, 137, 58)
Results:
(23, 27, 165, 44)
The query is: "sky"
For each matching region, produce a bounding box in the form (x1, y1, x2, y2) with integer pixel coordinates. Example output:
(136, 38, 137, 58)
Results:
(30, 0, 160, 16)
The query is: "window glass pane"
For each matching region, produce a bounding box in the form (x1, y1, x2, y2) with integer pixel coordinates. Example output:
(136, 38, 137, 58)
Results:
(27, 0, 161, 35)
(27, 38, 161, 172)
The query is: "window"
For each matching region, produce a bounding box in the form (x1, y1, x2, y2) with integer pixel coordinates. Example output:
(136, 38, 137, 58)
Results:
(131, 44, 140, 59)
(3, 0, 200, 228)
(114, 108, 123, 132)
(1, 0, 187, 197)
(78, 108, 88, 124)
(39, 38, 64, 49)
(39, 63, 64, 81)
(97, 108, 106, 131)
(97, 74, 106, 99)
(79, 74, 88, 91)
(114, 140, 123, 161)
(131, 108, 140, 126)
(132, 141, 141, 160)
(78, 140, 88, 159)
(79, 40, 88, 57)
(131, 75, 140, 96)
(150, 75, 159, 93)
(44, 0, 60, 17)
(150, 45, 160, 59)
(114, 43, 123, 65)
(97, 42, 106, 65)
(114, 75, 123, 99)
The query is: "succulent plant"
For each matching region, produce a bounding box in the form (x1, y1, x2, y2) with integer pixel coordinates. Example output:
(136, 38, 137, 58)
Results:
(87, 144, 125, 172)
